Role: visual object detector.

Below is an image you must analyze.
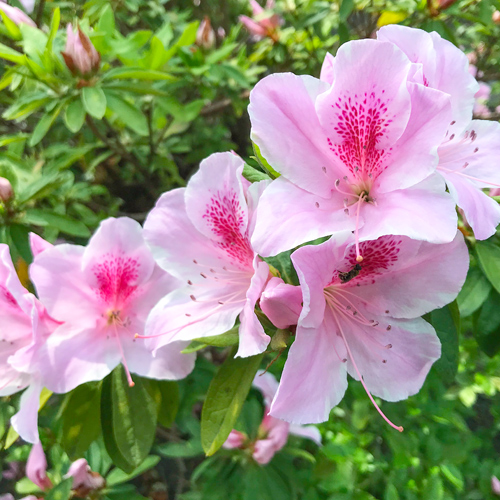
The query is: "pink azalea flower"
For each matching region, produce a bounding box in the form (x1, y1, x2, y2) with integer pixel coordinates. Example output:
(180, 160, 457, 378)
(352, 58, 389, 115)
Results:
(143, 152, 271, 357)
(26, 442, 52, 491)
(18, 0, 34, 13)
(64, 458, 105, 495)
(0, 245, 59, 443)
(239, 0, 281, 42)
(0, 1, 35, 26)
(249, 38, 457, 259)
(377, 25, 500, 240)
(29, 217, 195, 393)
(223, 371, 321, 464)
(61, 24, 100, 78)
(270, 231, 468, 425)
(196, 16, 216, 49)
(260, 277, 302, 329)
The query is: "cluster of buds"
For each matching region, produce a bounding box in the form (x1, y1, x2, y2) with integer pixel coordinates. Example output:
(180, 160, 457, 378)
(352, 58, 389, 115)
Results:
(61, 24, 100, 79)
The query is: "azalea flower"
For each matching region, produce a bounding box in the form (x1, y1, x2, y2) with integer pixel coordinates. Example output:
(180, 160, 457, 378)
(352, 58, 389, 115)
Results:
(0, 1, 35, 26)
(143, 152, 271, 357)
(29, 217, 195, 393)
(377, 25, 500, 240)
(249, 38, 457, 259)
(239, 0, 281, 42)
(0, 244, 59, 443)
(196, 16, 216, 49)
(223, 371, 321, 464)
(269, 231, 468, 425)
(61, 24, 100, 78)
(26, 441, 52, 491)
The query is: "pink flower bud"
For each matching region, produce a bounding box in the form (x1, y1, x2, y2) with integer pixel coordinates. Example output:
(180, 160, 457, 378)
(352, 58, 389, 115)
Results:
(240, 0, 282, 42)
(0, 1, 35, 27)
(493, 10, 500, 24)
(64, 459, 105, 496)
(62, 24, 100, 78)
(196, 16, 216, 49)
(0, 177, 13, 203)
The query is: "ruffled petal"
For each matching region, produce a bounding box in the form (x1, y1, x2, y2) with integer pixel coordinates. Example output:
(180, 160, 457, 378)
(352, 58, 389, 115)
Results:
(260, 277, 303, 329)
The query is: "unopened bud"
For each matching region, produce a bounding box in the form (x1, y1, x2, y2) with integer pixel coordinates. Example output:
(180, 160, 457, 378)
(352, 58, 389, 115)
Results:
(196, 16, 216, 49)
(438, 0, 458, 9)
(62, 24, 101, 78)
(0, 2, 36, 26)
(0, 177, 13, 203)
(493, 10, 500, 24)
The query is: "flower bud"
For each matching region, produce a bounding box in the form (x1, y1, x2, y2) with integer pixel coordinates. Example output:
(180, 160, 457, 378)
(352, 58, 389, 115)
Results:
(196, 16, 216, 49)
(0, 177, 13, 203)
(64, 459, 106, 497)
(493, 476, 500, 496)
(493, 10, 500, 24)
(0, 2, 36, 27)
(437, 0, 458, 9)
(62, 24, 101, 78)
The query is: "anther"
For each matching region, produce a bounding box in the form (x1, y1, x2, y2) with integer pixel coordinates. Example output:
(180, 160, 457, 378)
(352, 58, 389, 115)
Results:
(315, 202, 320, 208)
(386, 325, 391, 331)
(344, 209, 349, 215)
(335, 179, 340, 187)
(385, 344, 392, 349)
(342, 358, 347, 363)
(193, 259, 198, 264)
(218, 300, 224, 305)
(190, 295, 196, 301)
(200, 273, 207, 278)
(185, 313, 191, 317)
(187, 280, 193, 285)
(382, 359, 387, 364)
(322, 166, 327, 173)
(385, 310, 389, 314)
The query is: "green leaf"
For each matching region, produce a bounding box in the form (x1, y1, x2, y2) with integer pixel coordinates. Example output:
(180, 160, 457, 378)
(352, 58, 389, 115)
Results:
(0, 41, 25, 64)
(264, 250, 299, 286)
(60, 382, 102, 459)
(46, 7, 60, 52)
(440, 463, 464, 491)
(106, 455, 160, 486)
(0, 10, 21, 39)
(426, 302, 459, 384)
(156, 381, 180, 428)
(476, 240, 500, 295)
(45, 478, 73, 500)
(101, 367, 158, 472)
(9, 224, 32, 264)
(252, 142, 279, 179)
(97, 4, 115, 36)
(105, 92, 148, 136)
(82, 87, 107, 120)
(456, 266, 491, 317)
(29, 104, 63, 146)
(201, 350, 263, 456)
(475, 289, 500, 357)
(23, 209, 90, 237)
(193, 326, 240, 348)
(156, 440, 204, 458)
(339, 0, 355, 21)
(64, 99, 86, 133)
(2, 92, 52, 120)
(102, 67, 176, 81)
(384, 484, 399, 500)
(243, 164, 270, 183)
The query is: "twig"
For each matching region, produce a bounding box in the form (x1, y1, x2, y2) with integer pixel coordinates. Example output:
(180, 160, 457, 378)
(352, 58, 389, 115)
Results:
(200, 90, 250, 116)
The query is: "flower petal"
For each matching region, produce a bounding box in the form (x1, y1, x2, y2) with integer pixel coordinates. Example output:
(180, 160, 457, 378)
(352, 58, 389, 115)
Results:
(260, 277, 303, 329)
(289, 424, 322, 445)
(270, 319, 348, 424)
(251, 177, 353, 257)
(248, 73, 335, 197)
(320, 52, 335, 84)
(11, 380, 43, 444)
(343, 316, 441, 402)
(360, 174, 457, 244)
(236, 257, 270, 357)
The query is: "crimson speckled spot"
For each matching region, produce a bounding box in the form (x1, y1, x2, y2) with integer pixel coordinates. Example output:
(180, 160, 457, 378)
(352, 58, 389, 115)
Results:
(0, 285, 19, 308)
(333, 236, 402, 285)
(204, 189, 254, 267)
(328, 90, 393, 180)
(92, 254, 140, 306)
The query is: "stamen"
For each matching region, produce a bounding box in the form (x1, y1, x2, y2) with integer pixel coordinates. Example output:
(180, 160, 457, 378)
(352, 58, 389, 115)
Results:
(437, 166, 500, 188)
(354, 195, 365, 262)
(332, 314, 403, 432)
